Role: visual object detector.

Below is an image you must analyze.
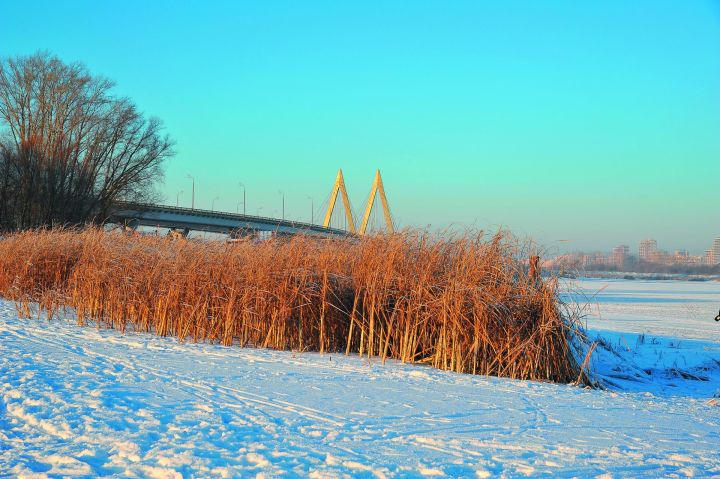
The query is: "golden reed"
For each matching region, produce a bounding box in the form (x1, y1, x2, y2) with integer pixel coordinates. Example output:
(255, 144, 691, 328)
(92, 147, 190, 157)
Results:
(0, 229, 581, 382)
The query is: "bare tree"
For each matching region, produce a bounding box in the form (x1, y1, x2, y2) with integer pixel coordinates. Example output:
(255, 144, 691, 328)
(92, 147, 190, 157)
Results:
(0, 52, 173, 231)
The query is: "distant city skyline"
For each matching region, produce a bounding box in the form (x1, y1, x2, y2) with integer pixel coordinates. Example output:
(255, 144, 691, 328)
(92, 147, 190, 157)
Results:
(2, 1, 719, 252)
(554, 233, 720, 257)
(552, 235, 720, 266)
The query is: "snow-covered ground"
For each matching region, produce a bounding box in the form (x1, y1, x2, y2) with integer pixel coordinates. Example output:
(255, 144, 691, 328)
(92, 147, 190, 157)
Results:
(1, 279, 719, 478)
(563, 279, 720, 398)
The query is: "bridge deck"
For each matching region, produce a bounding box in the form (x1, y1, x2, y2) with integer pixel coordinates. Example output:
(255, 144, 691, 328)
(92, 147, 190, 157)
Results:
(107, 202, 352, 238)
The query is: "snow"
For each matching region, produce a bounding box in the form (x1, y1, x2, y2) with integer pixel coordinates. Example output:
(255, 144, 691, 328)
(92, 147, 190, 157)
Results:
(562, 277, 720, 341)
(563, 278, 720, 397)
(1, 279, 719, 477)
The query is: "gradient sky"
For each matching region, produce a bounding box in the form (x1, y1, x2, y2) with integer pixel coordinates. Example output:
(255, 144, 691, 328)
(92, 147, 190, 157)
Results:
(2, 1, 719, 253)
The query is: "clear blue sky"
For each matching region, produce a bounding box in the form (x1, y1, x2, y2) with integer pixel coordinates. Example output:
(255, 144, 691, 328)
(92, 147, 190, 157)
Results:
(2, 1, 719, 253)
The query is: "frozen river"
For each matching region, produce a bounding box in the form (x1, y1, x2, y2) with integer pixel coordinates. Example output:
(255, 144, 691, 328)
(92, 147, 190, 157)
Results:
(562, 277, 720, 341)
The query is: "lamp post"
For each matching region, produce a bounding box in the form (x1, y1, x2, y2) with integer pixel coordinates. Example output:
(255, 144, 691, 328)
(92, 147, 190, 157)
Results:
(212, 196, 219, 212)
(278, 190, 285, 220)
(238, 182, 246, 215)
(186, 174, 195, 210)
(307, 196, 314, 224)
(176, 190, 184, 207)
(257, 207, 263, 216)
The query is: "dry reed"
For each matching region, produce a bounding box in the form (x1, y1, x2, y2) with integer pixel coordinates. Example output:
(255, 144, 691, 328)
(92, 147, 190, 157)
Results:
(0, 228, 581, 382)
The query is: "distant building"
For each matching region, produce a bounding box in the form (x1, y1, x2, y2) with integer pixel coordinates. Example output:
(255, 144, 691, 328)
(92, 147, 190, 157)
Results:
(638, 239, 658, 262)
(612, 245, 629, 268)
(705, 249, 715, 265)
(669, 250, 703, 265)
(672, 250, 688, 263)
(706, 236, 720, 265)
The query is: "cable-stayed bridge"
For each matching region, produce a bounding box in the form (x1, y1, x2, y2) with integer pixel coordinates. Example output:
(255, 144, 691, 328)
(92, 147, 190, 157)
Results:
(107, 169, 394, 238)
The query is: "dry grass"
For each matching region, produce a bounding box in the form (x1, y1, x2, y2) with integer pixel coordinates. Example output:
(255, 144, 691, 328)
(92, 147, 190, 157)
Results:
(0, 228, 581, 382)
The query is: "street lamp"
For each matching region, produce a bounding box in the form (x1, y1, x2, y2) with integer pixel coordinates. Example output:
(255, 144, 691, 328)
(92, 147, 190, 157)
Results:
(257, 207, 263, 216)
(212, 196, 220, 212)
(186, 174, 195, 210)
(238, 182, 246, 215)
(176, 190, 184, 207)
(278, 190, 285, 220)
(306, 196, 314, 224)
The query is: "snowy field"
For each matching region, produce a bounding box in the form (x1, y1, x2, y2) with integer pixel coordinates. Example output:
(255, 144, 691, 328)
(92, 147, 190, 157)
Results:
(1, 279, 719, 478)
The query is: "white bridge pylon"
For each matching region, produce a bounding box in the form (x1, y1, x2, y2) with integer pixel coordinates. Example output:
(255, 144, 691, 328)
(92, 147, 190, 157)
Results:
(322, 169, 394, 235)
